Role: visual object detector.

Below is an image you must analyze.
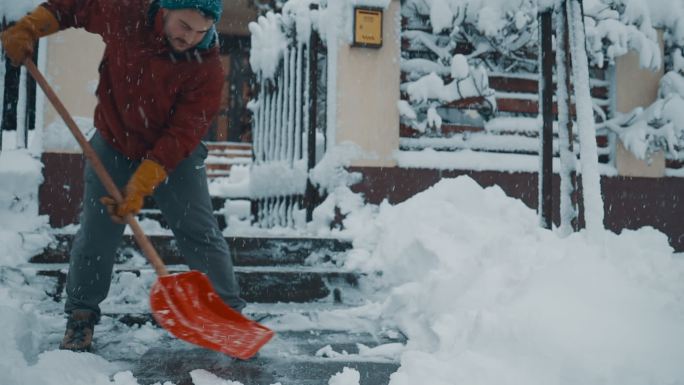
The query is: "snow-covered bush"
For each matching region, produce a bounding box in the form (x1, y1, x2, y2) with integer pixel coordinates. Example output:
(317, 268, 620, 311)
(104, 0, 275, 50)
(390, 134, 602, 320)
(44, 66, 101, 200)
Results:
(583, 0, 662, 70)
(402, 0, 540, 73)
(402, 0, 661, 73)
(603, 48, 684, 161)
(251, 0, 668, 140)
(399, 0, 665, 137)
(401, 54, 495, 133)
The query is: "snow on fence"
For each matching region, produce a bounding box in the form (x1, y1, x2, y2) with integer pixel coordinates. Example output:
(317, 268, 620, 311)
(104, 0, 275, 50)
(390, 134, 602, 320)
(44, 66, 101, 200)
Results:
(248, 4, 326, 228)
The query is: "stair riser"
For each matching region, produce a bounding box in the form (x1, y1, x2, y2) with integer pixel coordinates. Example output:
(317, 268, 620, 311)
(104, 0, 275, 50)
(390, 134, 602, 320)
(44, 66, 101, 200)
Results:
(37, 269, 358, 304)
(32, 234, 352, 266)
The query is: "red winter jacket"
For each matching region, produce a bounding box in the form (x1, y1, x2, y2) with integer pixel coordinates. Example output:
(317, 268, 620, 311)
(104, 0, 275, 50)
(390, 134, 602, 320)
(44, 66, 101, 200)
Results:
(42, 0, 223, 171)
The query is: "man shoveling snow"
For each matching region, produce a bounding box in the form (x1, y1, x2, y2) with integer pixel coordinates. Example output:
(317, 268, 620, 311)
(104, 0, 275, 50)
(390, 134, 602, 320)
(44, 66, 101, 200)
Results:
(1, 0, 246, 352)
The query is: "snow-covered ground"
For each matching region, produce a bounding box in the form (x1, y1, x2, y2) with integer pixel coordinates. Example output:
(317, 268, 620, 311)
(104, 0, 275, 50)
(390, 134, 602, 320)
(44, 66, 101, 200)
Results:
(2, 133, 683, 384)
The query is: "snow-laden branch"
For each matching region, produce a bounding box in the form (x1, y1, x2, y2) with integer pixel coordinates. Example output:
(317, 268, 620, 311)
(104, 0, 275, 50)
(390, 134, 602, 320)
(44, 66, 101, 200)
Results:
(597, 47, 684, 162)
(402, 0, 663, 73)
(400, 54, 496, 133)
(601, 96, 684, 161)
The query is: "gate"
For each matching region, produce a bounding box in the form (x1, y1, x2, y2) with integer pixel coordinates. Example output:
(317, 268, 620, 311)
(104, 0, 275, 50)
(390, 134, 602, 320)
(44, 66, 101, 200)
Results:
(249, 5, 326, 228)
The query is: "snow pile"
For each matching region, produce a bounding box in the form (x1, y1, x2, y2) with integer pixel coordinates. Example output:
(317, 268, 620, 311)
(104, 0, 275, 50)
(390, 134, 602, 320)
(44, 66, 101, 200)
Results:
(309, 142, 364, 194)
(308, 142, 378, 235)
(209, 164, 251, 198)
(342, 176, 684, 385)
(0, 280, 171, 385)
(190, 369, 250, 385)
(0, 149, 50, 266)
(328, 367, 360, 385)
(0, 264, 134, 385)
(0, 148, 129, 385)
(250, 159, 308, 198)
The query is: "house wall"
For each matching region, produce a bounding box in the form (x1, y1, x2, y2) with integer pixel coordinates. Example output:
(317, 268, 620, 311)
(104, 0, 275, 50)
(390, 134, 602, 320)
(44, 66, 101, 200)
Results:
(43, 28, 104, 151)
(215, 0, 258, 36)
(613, 30, 665, 177)
(335, 0, 400, 167)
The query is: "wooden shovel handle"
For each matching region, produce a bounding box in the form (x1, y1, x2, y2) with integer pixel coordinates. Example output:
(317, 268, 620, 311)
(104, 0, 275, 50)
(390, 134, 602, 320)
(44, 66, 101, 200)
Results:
(25, 59, 169, 276)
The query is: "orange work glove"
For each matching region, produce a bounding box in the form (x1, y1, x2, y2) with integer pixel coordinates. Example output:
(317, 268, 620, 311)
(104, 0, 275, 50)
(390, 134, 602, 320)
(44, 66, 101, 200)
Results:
(0, 6, 60, 66)
(100, 159, 168, 224)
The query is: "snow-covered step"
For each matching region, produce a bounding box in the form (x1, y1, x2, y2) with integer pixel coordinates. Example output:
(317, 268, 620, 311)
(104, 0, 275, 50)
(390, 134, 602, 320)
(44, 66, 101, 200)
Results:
(14, 266, 400, 385)
(204, 142, 253, 179)
(31, 233, 353, 266)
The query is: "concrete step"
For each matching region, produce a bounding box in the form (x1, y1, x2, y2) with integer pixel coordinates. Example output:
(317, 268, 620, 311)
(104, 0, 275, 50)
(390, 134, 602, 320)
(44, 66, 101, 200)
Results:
(27, 232, 357, 304)
(31, 233, 352, 266)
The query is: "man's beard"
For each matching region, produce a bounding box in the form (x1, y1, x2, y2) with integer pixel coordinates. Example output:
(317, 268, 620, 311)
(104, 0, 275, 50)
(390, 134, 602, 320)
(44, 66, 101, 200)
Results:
(166, 36, 192, 53)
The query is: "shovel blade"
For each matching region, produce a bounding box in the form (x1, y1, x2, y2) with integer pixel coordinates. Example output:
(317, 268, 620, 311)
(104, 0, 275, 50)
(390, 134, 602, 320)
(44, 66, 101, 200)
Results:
(150, 271, 274, 360)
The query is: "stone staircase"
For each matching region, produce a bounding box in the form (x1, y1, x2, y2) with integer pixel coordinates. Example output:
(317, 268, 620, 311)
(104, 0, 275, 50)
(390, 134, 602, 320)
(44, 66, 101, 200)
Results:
(205, 141, 252, 179)
(15, 210, 402, 384)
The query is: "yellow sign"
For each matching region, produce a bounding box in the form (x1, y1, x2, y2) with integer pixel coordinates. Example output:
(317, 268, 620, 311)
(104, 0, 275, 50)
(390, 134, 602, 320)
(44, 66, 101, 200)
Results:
(354, 8, 383, 48)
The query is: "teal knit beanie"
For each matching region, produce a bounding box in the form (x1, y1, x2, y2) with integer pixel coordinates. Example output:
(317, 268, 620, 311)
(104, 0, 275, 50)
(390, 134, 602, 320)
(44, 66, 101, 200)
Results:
(157, 0, 221, 50)
(159, 0, 223, 22)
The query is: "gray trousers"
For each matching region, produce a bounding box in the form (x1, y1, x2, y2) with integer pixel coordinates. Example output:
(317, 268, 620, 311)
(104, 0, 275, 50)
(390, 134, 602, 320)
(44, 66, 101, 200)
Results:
(65, 132, 246, 317)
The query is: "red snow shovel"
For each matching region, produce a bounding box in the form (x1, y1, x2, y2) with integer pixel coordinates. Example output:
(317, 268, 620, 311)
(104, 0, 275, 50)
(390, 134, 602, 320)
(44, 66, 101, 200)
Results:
(25, 59, 274, 360)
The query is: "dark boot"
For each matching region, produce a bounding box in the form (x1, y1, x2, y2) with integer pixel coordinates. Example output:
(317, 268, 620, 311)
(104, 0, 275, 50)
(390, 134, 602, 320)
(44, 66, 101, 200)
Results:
(59, 309, 98, 352)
